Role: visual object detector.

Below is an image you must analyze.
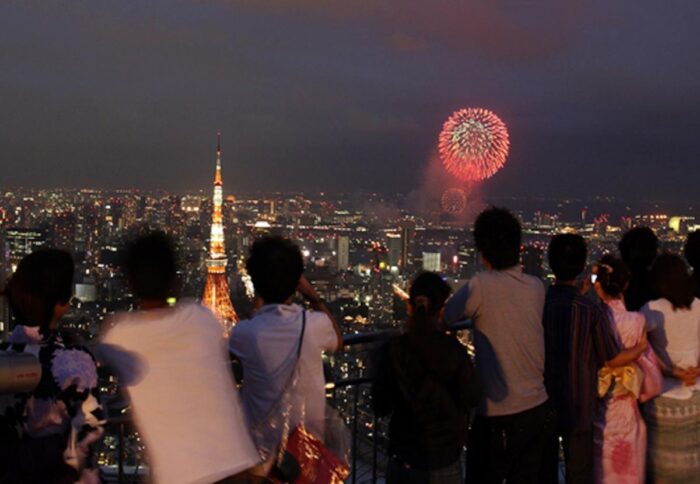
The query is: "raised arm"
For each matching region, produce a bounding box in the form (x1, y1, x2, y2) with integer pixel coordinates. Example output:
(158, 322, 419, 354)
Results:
(297, 276, 343, 351)
(444, 283, 470, 324)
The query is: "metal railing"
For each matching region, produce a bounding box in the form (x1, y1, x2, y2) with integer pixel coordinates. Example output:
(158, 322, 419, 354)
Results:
(103, 320, 474, 483)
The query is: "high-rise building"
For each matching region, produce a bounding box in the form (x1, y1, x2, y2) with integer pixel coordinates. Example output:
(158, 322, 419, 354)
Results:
(522, 245, 544, 278)
(398, 220, 415, 270)
(4, 227, 46, 271)
(336, 235, 350, 271)
(0, 235, 9, 340)
(386, 233, 402, 268)
(202, 134, 238, 336)
(422, 251, 441, 272)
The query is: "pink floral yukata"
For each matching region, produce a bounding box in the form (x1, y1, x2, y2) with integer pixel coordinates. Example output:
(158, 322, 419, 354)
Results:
(593, 300, 647, 483)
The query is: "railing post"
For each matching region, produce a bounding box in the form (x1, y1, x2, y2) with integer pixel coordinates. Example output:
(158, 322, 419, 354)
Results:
(372, 410, 378, 483)
(352, 383, 359, 484)
(118, 422, 125, 483)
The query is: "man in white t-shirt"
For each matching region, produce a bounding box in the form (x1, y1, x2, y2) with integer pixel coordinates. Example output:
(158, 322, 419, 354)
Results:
(99, 232, 259, 484)
(229, 236, 342, 464)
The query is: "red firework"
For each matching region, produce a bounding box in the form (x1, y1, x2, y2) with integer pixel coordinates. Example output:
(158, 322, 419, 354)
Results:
(438, 108, 510, 181)
(441, 188, 467, 215)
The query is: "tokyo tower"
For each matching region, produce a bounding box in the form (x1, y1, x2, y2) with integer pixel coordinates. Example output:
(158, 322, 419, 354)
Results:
(202, 133, 238, 335)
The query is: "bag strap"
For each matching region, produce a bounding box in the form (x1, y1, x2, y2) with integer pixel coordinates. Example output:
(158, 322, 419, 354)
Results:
(249, 309, 309, 446)
(296, 310, 306, 360)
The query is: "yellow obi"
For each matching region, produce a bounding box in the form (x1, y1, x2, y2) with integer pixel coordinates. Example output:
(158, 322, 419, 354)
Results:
(598, 364, 643, 398)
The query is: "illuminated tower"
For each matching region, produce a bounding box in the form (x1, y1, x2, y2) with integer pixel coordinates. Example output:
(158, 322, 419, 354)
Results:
(202, 133, 238, 335)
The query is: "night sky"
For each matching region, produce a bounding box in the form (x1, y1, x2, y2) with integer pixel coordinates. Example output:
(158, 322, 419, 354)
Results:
(2, 1, 700, 200)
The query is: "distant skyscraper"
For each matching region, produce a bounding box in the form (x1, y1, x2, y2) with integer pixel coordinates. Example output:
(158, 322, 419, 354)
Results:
(202, 134, 238, 336)
(0, 235, 9, 340)
(387, 233, 402, 268)
(337, 235, 350, 271)
(522, 245, 544, 278)
(5, 227, 46, 271)
(422, 252, 441, 272)
(398, 220, 415, 270)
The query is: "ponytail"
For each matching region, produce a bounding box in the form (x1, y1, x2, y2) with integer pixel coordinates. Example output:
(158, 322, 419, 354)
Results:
(407, 272, 451, 336)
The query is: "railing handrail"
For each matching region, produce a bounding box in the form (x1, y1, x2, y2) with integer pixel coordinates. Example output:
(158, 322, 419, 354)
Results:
(341, 318, 473, 347)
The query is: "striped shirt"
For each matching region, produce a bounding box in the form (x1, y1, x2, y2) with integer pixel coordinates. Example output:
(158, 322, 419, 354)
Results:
(543, 284, 619, 432)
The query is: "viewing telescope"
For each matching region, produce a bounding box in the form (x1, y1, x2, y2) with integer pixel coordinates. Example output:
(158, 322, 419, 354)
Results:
(0, 352, 41, 394)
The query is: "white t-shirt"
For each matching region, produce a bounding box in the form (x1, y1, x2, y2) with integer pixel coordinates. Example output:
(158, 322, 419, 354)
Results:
(100, 302, 259, 484)
(642, 297, 700, 399)
(229, 304, 338, 440)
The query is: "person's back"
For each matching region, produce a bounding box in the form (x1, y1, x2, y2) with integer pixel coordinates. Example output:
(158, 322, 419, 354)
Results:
(644, 298, 700, 372)
(0, 249, 103, 484)
(444, 207, 553, 484)
(103, 302, 258, 483)
(231, 303, 338, 441)
(684, 231, 700, 299)
(640, 252, 700, 482)
(619, 226, 658, 311)
(228, 236, 342, 475)
(99, 232, 258, 484)
(544, 285, 611, 431)
(374, 272, 479, 483)
(591, 255, 647, 484)
(375, 332, 478, 469)
(467, 268, 546, 414)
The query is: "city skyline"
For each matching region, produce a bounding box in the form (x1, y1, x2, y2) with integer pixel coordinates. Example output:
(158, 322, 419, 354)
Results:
(1, 1, 700, 200)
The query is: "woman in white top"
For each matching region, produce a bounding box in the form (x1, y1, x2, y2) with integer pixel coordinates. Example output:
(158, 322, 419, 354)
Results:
(641, 253, 700, 483)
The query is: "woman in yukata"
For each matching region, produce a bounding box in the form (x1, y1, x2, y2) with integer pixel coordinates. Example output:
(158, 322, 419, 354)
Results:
(592, 254, 647, 484)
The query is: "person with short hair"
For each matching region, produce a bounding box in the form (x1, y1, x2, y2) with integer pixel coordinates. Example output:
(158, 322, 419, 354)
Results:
(99, 231, 258, 484)
(445, 207, 555, 483)
(683, 230, 700, 298)
(591, 255, 647, 483)
(373, 272, 479, 484)
(619, 226, 659, 311)
(641, 253, 700, 482)
(229, 236, 342, 475)
(543, 235, 646, 484)
(0, 249, 103, 483)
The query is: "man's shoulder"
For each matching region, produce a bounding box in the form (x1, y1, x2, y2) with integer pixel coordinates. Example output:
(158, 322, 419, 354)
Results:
(519, 271, 546, 291)
(306, 309, 332, 327)
(547, 288, 600, 310)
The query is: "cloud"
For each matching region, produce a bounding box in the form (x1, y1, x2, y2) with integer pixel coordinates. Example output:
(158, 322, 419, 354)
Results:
(222, 0, 588, 61)
(387, 33, 428, 53)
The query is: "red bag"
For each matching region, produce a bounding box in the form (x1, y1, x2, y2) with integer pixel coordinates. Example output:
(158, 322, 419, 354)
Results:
(638, 347, 663, 403)
(283, 425, 350, 484)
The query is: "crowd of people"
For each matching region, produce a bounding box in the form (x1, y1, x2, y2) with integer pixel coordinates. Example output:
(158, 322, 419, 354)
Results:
(1, 206, 700, 484)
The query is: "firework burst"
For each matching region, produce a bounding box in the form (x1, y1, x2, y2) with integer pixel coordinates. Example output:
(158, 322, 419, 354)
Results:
(438, 108, 509, 181)
(441, 188, 467, 215)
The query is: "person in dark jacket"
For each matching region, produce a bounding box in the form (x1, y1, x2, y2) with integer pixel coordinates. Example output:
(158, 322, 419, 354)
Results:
(373, 272, 479, 484)
(683, 230, 700, 298)
(619, 226, 658, 311)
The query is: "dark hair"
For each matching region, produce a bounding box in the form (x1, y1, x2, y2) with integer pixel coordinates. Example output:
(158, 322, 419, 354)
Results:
(473, 207, 521, 270)
(548, 234, 587, 281)
(596, 254, 630, 298)
(247, 236, 304, 303)
(6, 249, 74, 329)
(619, 226, 658, 272)
(407, 272, 452, 335)
(122, 231, 177, 300)
(652, 253, 694, 310)
(684, 231, 700, 271)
